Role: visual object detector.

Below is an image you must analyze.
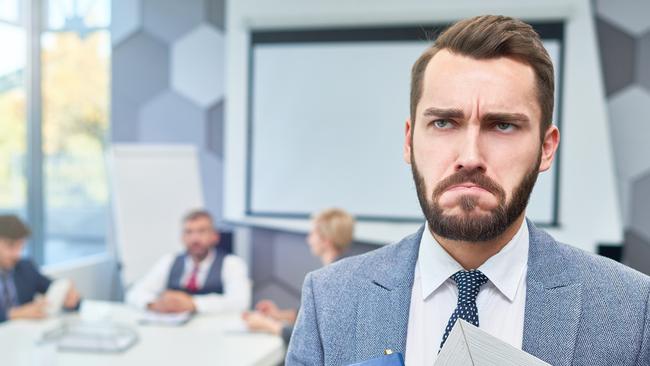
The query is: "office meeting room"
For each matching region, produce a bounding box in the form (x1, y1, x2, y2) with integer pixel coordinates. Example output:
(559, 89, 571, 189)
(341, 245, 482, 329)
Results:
(1, 0, 650, 365)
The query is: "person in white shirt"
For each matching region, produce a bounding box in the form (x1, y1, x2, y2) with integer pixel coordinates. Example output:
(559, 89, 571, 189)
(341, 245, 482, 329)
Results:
(126, 210, 250, 314)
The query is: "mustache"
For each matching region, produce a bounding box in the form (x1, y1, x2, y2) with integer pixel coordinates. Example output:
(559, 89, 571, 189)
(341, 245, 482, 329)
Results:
(433, 169, 506, 201)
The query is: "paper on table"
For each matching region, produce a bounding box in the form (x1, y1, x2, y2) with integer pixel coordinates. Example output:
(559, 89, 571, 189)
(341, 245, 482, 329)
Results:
(45, 279, 71, 316)
(435, 319, 550, 366)
(80, 300, 112, 323)
(40, 320, 138, 353)
(138, 311, 192, 326)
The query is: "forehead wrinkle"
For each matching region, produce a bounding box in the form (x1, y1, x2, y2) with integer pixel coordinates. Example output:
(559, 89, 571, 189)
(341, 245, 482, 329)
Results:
(474, 94, 482, 123)
(473, 90, 536, 123)
(419, 54, 542, 129)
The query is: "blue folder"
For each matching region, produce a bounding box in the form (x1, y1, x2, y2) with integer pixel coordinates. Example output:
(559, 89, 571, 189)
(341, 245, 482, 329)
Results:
(348, 352, 405, 366)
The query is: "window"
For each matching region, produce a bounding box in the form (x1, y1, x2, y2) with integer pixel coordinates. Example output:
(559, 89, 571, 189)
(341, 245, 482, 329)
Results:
(0, 1, 27, 225)
(0, 0, 111, 264)
(42, 0, 110, 263)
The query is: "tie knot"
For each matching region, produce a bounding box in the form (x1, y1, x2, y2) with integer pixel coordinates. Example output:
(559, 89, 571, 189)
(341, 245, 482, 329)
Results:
(451, 270, 488, 297)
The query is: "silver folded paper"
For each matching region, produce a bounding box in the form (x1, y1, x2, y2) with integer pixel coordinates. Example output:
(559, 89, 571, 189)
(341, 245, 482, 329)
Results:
(435, 320, 550, 366)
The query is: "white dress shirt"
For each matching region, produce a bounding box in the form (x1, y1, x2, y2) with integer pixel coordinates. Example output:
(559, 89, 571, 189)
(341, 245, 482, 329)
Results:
(126, 250, 251, 314)
(405, 220, 529, 365)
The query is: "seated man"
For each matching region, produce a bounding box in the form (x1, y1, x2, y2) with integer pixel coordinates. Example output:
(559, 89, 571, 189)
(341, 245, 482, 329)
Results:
(0, 215, 81, 323)
(243, 208, 355, 344)
(126, 210, 251, 314)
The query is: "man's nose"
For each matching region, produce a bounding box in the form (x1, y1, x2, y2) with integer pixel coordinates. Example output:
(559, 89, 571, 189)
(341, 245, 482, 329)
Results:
(454, 126, 486, 173)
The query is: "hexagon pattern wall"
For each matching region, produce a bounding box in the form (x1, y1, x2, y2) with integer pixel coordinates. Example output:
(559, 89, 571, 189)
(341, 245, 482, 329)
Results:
(171, 25, 225, 107)
(112, 32, 168, 105)
(631, 171, 650, 241)
(138, 91, 206, 145)
(638, 32, 650, 91)
(596, 18, 636, 96)
(111, 0, 142, 45)
(596, 3, 650, 249)
(143, 0, 205, 43)
(111, 0, 226, 221)
(608, 86, 650, 224)
(596, 0, 650, 36)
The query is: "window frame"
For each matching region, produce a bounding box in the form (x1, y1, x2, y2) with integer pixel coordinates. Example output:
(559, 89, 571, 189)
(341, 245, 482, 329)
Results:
(20, 0, 110, 265)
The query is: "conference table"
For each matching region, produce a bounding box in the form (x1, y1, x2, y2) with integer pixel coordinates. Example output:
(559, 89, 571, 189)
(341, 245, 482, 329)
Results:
(0, 300, 285, 366)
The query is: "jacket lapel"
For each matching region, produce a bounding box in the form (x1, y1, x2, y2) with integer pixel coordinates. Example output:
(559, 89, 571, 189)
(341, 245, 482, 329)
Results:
(352, 226, 423, 362)
(522, 220, 582, 366)
(346, 221, 584, 364)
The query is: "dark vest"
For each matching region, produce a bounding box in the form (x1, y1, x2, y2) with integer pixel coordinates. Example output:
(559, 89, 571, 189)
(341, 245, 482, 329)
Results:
(166, 248, 226, 295)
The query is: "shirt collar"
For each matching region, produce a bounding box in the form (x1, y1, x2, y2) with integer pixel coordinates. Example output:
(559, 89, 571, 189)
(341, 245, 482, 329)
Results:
(184, 248, 216, 271)
(477, 220, 529, 301)
(418, 219, 529, 302)
(0, 268, 14, 278)
(418, 223, 464, 300)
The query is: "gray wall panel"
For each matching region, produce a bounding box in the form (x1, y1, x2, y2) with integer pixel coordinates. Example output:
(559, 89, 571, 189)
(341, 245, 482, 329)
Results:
(112, 32, 169, 105)
(637, 31, 650, 92)
(142, 0, 204, 42)
(596, 18, 637, 96)
(631, 172, 650, 241)
(138, 91, 205, 145)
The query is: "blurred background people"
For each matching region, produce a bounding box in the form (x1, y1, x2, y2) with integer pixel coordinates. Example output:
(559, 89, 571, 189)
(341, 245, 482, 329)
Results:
(126, 209, 251, 314)
(243, 208, 355, 344)
(0, 215, 81, 322)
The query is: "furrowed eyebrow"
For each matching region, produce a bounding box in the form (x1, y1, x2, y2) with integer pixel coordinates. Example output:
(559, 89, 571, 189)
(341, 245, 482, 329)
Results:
(422, 108, 531, 125)
(482, 112, 530, 124)
(422, 107, 465, 119)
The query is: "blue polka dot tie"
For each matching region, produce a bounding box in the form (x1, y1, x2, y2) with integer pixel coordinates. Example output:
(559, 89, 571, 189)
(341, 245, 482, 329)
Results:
(439, 269, 489, 350)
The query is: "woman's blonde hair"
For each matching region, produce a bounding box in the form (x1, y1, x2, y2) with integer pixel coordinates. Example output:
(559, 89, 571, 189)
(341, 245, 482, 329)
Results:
(312, 208, 355, 251)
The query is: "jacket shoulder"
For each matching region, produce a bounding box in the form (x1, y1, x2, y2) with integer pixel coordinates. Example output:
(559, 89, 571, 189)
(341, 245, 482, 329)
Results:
(529, 222, 650, 292)
(14, 259, 40, 274)
(556, 240, 650, 294)
(307, 227, 422, 293)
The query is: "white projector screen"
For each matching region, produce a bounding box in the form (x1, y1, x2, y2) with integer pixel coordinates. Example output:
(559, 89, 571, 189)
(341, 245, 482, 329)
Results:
(247, 25, 563, 225)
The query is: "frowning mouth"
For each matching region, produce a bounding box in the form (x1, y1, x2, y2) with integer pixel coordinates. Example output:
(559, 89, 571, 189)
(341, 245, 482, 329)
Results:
(446, 183, 491, 193)
(432, 170, 504, 202)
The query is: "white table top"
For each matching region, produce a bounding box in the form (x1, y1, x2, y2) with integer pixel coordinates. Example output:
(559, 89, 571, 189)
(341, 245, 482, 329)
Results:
(0, 301, 285, 366)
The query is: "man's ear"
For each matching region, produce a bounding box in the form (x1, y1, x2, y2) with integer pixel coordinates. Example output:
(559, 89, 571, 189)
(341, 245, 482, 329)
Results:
(539, 125, 560, 172)
(404, 119, 413, 165)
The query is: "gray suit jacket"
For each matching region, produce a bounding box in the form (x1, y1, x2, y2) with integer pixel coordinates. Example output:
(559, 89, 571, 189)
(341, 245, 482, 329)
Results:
(286, 221, 650, 365)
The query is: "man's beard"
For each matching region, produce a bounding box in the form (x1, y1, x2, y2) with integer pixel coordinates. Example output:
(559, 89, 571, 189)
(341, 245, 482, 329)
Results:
(411, 151, 541, 242)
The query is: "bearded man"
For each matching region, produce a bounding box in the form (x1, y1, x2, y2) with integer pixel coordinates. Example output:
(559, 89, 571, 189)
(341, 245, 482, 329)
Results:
(286, 15, 650, 366)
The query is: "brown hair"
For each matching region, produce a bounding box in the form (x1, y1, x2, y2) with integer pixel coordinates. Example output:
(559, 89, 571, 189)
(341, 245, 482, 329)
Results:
(410, 15, 555, 135)
(183, 209, 214, 224)
(312, 208, 355, 251)
(0, 215, 31, 240)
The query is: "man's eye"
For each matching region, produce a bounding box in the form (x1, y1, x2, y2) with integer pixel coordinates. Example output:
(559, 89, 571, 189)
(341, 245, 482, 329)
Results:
(433, 119, 453, 129)
(496, 122, 515, 131)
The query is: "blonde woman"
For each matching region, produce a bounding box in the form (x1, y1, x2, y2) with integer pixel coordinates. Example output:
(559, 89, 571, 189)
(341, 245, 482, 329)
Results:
(243, 208, 355, 344)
